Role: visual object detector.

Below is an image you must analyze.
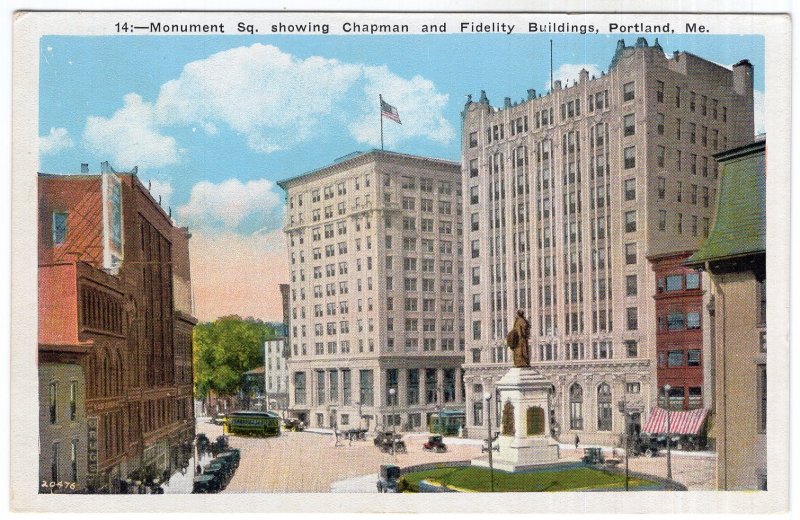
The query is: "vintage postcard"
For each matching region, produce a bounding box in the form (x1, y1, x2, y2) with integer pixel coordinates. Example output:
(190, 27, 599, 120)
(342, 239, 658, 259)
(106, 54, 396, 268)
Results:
(9, 4, 792, 515)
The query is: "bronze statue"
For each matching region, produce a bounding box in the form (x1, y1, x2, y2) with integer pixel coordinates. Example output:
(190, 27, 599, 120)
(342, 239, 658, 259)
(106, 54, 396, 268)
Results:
(506, 310, 531, 367)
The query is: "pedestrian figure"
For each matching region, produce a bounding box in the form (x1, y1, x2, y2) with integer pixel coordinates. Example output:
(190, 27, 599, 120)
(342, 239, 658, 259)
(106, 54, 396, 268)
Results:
(348, 431, 353, 446)
(334, 428, 341, 447)
(575, 435, 580, 450)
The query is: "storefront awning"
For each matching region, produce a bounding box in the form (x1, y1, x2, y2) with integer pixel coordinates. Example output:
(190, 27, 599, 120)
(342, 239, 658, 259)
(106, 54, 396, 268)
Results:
(643, 407, 708, 435)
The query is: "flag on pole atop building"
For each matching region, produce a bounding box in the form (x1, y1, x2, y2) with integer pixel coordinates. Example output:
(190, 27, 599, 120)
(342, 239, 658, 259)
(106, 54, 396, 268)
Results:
(380, 96, 402, 124)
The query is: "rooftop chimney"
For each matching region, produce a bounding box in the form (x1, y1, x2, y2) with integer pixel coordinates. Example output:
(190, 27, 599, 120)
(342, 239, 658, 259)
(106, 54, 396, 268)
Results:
(80, 163, 89, 173)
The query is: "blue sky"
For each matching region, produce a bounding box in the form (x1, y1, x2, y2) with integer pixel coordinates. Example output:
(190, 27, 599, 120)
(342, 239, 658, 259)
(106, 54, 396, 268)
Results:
(38, 33, 764, 320)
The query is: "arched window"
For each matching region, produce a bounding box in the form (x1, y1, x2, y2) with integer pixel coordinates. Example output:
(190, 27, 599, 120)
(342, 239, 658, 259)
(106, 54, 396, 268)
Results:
(569, 383, 583, 430)
(597, 383, 612, 431)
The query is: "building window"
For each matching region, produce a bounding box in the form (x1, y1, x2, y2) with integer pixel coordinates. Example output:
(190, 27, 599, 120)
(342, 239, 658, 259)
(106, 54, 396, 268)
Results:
(686, 272, 700, 290)
(69, 381, 77, 421)
(623, 113, 635, 136)
(626, 382, 641, 394)
(52, 212, 68, 245)
(623, 81, 635, 102)
(473, 400, 484, 426)
(687, 349, 702, 367)
(626, 275, 637, 296)
(294, 372, 306, 405)
(623, 146, 635, 169)
(51, 442, 60, 482)
(658, 210, 667, 231)
(657, 177, 666, 199)
(471, 349, 481, 363)
(625, 340, 638, 358)
(472, 320, 481, 340)
(624, 178, 636, 201)
(359, 370, 374, 406)
(758, 364, 767, 433)
(597, 383, 612, 431)
(656, 81, 664, 102)
(407, 369, 420, 405)
(49, 381, 57, 424)
(625, 211, 637, 233)
(687, 387, 703, 409)
(626, 307, 638, 330)
(625, 243, 637, 265)
(666, 274, 683, 292)
(70, 439, 78, 482)
(667, 350, 683, 367)
(569, 383, 583, 430)
(686, 311, 701, 329)
(425, 369, 438, 404)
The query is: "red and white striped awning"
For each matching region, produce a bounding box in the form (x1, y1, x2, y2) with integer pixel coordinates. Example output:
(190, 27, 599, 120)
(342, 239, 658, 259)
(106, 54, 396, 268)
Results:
(642, 407, 708, 435)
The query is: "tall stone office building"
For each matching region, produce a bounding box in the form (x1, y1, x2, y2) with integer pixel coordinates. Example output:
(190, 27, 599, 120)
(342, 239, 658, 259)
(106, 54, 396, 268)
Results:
(461, 39, 754, 445)
(279, 150, 464, 431)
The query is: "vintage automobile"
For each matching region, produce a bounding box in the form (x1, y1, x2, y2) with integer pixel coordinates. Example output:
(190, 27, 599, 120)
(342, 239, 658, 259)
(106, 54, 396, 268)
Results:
(374, 431, 406, 453)
(376, 464, 402, 493)
(192, 474, 222, 494)
(630, 435, 661, 457)
(216, 450, 241, 470)
(203, 461, 232, 486)
(283, 418, 306, 432)
(345, 428, 368, 441)
(581, 447, 605, 465)
(422, 435, 447, 453)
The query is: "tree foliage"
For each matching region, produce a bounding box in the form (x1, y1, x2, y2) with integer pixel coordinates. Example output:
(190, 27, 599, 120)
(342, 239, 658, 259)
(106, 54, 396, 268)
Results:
(193, 315, 277, 399)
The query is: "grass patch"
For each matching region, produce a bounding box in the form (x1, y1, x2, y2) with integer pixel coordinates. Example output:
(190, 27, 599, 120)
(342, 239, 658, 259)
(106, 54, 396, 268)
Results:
(403, 466, 657, 492)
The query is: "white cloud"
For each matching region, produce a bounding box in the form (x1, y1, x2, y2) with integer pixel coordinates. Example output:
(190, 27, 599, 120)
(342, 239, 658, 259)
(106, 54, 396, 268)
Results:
(153, 43, 453, 152)
(147, 178, 174, 209)
(39, 127, 73, 155)
(754, 89, 765, 135)
(83, 93, 179, 170)
(349, 66, 454, 148)
(546, 63, 602, 92)
(176, 178, 284, 233)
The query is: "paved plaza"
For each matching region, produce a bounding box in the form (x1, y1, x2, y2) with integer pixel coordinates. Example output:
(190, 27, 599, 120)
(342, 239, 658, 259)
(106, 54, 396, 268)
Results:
(195, 420, 716, 492)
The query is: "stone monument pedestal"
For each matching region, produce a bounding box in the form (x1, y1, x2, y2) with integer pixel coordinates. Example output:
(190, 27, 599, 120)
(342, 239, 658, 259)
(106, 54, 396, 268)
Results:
(472, 367, 560, 472)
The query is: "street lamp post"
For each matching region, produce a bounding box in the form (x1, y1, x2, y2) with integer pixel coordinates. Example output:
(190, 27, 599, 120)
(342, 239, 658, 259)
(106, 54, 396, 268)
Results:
(388, 388, 397, 434)
(664, 384, 673, 481)
(484, 392, 495, 493)
(618, 400, 630, 491)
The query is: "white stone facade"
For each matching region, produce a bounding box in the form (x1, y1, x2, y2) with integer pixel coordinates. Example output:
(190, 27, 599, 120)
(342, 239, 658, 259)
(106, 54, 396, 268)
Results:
(279, 150, 465, 430)
(461, 39, 754, 445)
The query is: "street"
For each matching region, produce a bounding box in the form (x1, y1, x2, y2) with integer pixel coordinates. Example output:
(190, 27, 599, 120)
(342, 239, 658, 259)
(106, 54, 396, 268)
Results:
(195, 420, 716, 492)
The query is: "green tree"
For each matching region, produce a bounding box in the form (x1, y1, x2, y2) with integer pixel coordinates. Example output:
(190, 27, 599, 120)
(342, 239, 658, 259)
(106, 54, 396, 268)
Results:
(193, 315, 277, 400)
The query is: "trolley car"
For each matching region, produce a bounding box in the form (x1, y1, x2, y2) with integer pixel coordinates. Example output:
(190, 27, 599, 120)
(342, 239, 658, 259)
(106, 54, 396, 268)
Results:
(223, 410, 281, 437)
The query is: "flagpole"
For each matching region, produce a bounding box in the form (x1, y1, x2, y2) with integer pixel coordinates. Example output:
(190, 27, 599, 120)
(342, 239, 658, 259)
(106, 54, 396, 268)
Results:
(379, 94, 384, 151)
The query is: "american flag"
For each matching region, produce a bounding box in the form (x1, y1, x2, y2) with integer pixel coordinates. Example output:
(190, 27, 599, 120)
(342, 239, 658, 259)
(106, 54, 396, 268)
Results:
(380, 97, 402, 124)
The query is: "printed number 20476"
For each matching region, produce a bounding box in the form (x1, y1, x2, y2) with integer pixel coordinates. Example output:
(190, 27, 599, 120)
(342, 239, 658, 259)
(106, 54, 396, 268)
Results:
(41, 480, 77, 490)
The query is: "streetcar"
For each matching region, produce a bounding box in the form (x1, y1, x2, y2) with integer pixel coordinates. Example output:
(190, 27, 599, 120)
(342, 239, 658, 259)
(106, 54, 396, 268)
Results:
(428, 409, 466, 436)
(223, 410, 281, 437)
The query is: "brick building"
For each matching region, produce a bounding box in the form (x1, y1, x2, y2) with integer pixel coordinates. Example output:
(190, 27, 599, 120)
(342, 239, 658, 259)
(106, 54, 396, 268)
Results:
(38, 162, 197, 493)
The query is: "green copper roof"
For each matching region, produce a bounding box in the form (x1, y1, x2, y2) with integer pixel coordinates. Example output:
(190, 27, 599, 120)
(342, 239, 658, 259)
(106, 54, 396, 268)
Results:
(686, 141, 766, 266)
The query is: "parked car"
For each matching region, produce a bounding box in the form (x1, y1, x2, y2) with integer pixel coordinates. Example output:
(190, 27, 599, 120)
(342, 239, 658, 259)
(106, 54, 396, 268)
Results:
(581, 447, 605, 465)
(630, 435, 660, 457)
(374, 431, 406, 453)
(345, 428, 368, 441)
(283, 418, 305, 432)
(423, 435, 447, 453)
(211, 413, 227, 425)
(192, 474, 222, 494)
(376, 464, 401, 493)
